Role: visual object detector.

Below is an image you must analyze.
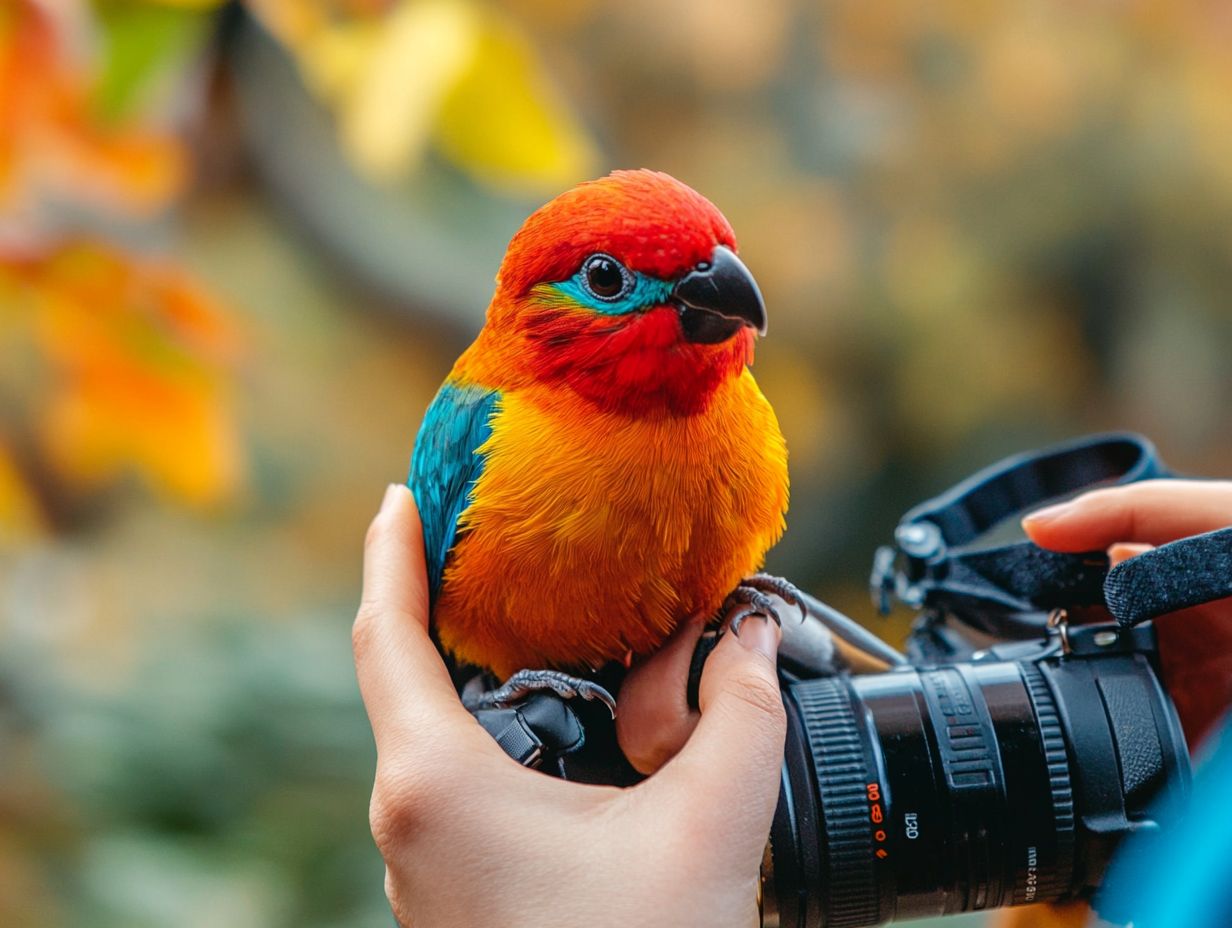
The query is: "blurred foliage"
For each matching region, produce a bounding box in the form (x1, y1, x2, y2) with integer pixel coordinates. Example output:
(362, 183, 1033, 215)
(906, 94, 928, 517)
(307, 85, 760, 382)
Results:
(248, 0, 596, 191)
(0, 0, 189, 219)
(1, 242, 244, 512)
(1, 0, 1231, 926)
(0, 0, 229, 544)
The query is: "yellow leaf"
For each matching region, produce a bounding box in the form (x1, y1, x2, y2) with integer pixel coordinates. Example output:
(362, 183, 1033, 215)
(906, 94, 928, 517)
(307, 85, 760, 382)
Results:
(338, 0, 477, 181)
(297, 19, 383, 103)
(433, 10, 596, 195)
(244, 0, 324, 50)
(245, 0, 393, 52)
(137, 0, 227, 8)
(252, 0, 596, 193)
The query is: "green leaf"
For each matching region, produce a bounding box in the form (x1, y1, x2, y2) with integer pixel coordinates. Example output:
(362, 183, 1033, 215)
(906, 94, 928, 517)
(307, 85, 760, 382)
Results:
(91, 1, 215, 125)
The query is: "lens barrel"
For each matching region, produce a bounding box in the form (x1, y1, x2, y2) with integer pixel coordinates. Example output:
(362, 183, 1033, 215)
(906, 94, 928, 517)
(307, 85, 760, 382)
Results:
(764, 652, 1189, 928)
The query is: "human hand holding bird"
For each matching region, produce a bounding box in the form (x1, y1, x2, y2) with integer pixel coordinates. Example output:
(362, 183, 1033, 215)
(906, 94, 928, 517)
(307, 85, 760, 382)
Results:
(355, 484, 787, 928)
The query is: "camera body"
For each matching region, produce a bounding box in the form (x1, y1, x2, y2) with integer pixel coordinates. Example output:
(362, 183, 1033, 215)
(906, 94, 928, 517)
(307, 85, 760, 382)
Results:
(761, 433, 1203, 926)
(764, 616, 1190, 927)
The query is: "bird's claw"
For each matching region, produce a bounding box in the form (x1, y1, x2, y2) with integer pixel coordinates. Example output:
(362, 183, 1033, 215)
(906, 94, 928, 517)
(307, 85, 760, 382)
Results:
(724, 590, 781, 636)
(468, 669, 617, 718)
(744, 573, 808, 622)
(720, 573, 807, 635)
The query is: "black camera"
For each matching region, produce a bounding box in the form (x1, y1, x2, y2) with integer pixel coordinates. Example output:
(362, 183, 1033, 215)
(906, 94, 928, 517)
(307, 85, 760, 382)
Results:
(766, 611, 1187, 926)
(764, 433, 1196, 926)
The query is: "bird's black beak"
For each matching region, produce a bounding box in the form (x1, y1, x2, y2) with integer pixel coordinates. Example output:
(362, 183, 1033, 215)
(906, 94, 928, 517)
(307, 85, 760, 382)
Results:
(672, 245, 767, 344)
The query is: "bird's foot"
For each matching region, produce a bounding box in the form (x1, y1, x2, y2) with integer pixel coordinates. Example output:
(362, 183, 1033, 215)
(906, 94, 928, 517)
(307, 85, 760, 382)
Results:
(465, 668, 617, 718)
(721, 573, 807, 636)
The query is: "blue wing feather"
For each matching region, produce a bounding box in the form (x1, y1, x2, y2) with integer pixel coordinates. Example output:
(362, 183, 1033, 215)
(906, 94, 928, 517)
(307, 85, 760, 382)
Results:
(407, 381, 500, 598)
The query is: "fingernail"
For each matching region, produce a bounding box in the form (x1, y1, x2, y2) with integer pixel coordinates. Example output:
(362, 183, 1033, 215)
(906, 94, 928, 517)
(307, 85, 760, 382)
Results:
(1023, 501, 1074, 526)
(736, 615, 780, 660)
(380, 483, 404, 514)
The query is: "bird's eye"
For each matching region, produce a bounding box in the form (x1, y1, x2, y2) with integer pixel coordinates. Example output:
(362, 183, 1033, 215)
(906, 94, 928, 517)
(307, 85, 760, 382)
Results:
(581, 254, 630, 301)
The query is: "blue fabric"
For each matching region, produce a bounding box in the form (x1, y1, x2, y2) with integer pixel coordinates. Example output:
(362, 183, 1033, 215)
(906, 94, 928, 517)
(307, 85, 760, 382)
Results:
(1097, 714, 1232, 927)
(408, 381, 500, 597)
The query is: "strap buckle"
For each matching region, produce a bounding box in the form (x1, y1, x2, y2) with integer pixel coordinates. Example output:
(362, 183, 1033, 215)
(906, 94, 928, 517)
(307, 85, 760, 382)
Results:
(871, 432, 1169, 633)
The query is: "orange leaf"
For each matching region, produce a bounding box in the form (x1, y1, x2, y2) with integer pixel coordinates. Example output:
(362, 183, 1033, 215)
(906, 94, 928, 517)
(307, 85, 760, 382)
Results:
(0, 0, 187, 220)
(1, 241, 245, 508)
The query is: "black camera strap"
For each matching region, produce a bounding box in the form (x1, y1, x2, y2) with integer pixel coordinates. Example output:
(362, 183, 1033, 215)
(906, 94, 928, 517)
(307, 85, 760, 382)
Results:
(1106, 526, 1232, 627)
(870, 432, 1209, 635)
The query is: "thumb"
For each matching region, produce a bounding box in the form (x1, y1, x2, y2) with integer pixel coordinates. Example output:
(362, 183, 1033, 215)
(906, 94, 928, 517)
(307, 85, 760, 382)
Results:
(652, 616, 786, 844)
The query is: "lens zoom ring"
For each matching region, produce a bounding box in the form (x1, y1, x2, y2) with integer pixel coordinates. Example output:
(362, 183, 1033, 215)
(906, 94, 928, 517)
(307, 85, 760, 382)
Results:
(794, 679, 880, 928)
(1018, 663, 1076, 904)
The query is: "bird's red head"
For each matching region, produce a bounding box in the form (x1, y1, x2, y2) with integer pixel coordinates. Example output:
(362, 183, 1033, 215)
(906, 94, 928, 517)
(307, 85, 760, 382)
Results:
(488, 170, 766, 417)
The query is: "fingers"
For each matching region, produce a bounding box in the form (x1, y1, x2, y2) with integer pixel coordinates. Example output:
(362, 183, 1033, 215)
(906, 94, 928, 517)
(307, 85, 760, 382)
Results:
(1022, 481, 1232, 750)
(1108, 542, 1153, 566)
(1023, 480, 1232, 551)
(988, 900, 1089, 928)
(652, 616, 785, 839)
(616, 618, 704, 774)
(353, 484, 481, 752)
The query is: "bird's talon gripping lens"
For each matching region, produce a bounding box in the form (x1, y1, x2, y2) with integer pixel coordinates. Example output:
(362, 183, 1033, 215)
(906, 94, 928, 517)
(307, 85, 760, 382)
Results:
(724, 575, 806, 630)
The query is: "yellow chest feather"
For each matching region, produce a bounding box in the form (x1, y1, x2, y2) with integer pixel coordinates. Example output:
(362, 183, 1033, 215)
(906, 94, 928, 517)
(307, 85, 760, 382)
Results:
(433, 369, 788, 677)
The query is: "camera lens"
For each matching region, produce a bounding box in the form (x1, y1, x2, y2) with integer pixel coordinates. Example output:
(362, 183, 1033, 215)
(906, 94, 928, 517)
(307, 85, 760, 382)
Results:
(764, 653, 1189, 927)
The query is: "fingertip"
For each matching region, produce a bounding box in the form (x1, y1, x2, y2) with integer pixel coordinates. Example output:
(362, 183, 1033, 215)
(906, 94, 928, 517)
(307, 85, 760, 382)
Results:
(1022, 493, 1109, 552)
(380, 482, 405, 515)
(1022, 516, 1062, 550)
(363, 484, 428, 607)
(697, 619, 783, 717)
(1023, 502, 1079, 550)
(1022, 500, 1075, 528)
(373, 482, 421, 535)
(1024, 481, 1232, 552)
(732, 612, 782, 661)
(1108, 542, 1153, 566)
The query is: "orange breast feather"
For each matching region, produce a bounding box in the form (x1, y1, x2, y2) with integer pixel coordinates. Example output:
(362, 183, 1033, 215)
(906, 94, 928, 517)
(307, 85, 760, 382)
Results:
(432, 369, 788, 678)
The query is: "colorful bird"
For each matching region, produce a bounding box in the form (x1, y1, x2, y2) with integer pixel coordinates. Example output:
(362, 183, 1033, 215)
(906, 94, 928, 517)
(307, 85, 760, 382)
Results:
(409, 169, 790, 699)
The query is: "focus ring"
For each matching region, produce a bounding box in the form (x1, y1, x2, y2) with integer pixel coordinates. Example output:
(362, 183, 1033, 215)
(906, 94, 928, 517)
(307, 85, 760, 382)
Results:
(1018, 662, 1076, 904)
(793, 678, 880, 928)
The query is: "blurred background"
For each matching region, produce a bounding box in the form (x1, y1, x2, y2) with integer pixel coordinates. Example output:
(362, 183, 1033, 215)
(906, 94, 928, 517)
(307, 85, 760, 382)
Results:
(1, 1, 1231, 925)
